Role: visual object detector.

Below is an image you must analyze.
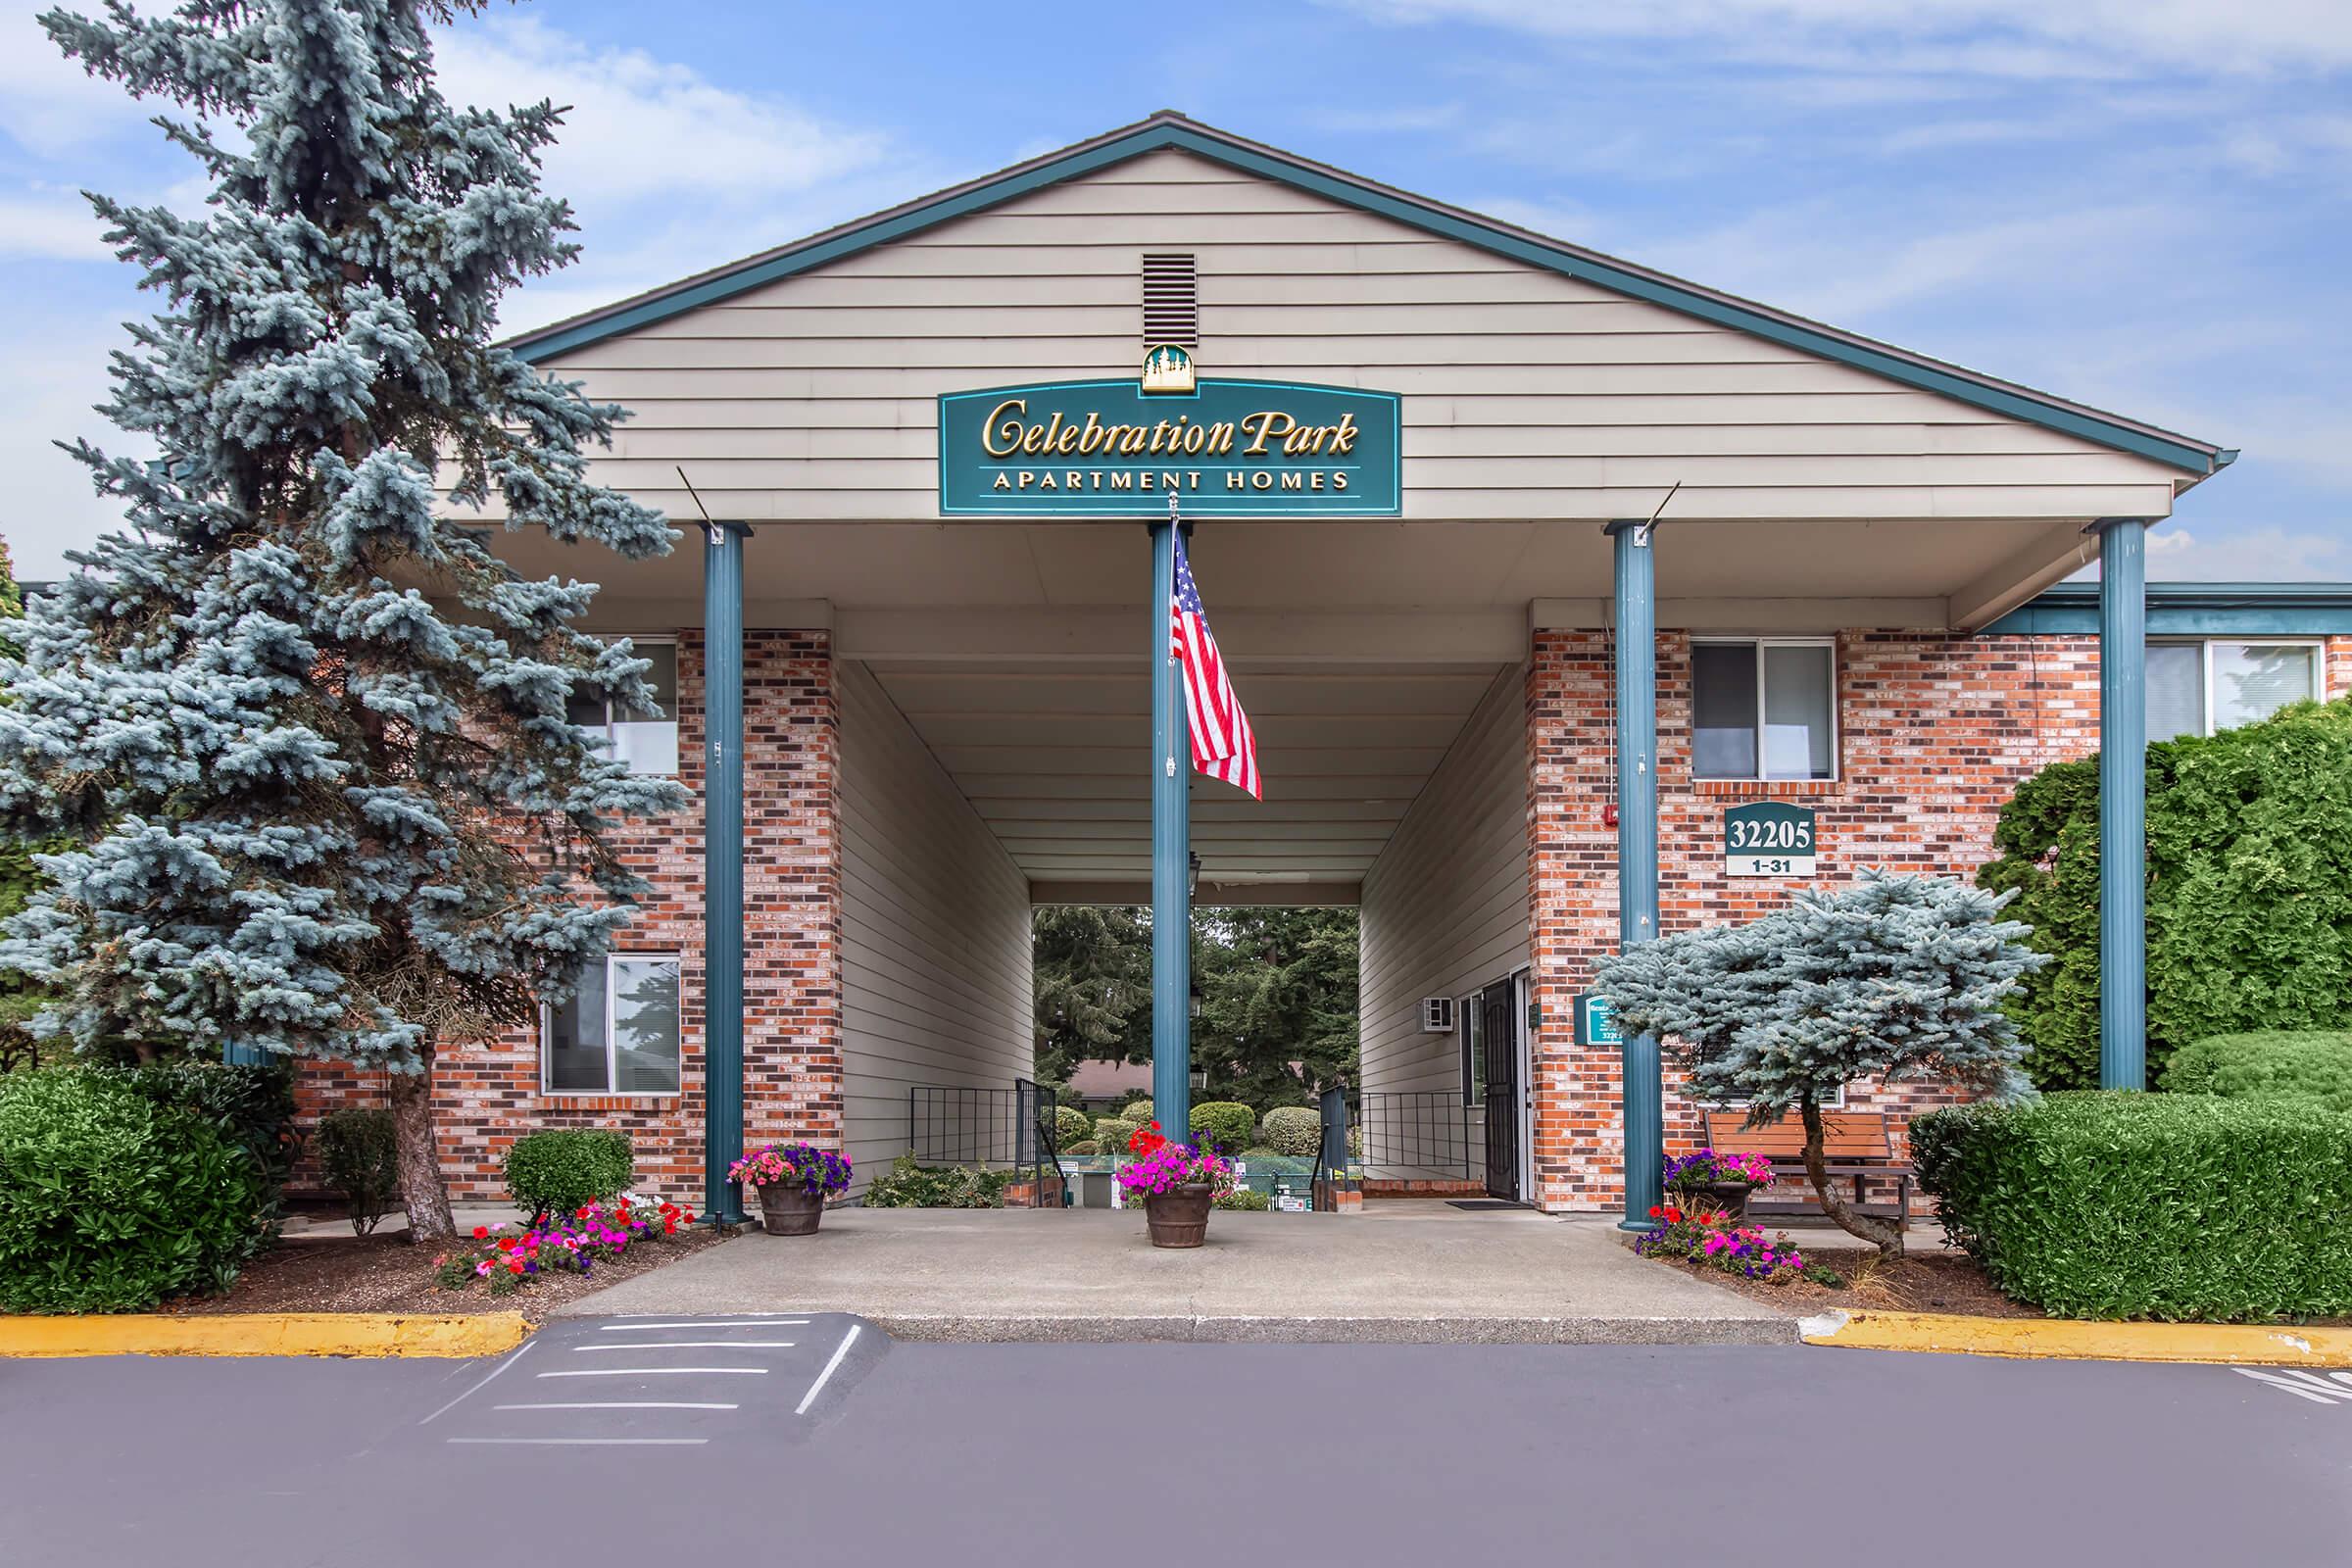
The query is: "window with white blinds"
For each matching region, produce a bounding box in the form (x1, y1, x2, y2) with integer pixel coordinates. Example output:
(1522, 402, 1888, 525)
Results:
(2147, 641, 2321, 740)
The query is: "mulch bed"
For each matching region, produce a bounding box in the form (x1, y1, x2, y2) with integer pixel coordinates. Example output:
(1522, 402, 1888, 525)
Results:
(1643, 1239, 2045, 1319)
(161, 1221, 741, 1322)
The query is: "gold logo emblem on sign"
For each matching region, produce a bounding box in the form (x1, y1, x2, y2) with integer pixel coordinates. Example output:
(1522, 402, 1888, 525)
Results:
(1141, 343, 1196, 395)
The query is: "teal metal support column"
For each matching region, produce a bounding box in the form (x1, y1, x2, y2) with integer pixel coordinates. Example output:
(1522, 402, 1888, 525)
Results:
(2097, 517, 2150, 1092)
(702, 520, 749, 1223)
(1149, 513, 1193, 1143)
(1606, 517, 1662, 1232)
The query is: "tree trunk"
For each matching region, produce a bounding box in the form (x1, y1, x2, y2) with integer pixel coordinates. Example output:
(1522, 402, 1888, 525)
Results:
(1799, 1095, 1903, 1259)
(389, 1044, 455, 1243)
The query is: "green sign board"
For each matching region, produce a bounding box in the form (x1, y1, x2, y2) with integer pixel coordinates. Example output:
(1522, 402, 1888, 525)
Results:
(1725, 801, 1818, 878)
(1574, 992, 1622, 1047)
(937, 377, 1402, 516)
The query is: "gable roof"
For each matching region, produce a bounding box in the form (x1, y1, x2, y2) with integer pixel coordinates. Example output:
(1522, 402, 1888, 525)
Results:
(504, 111, 2232, 479)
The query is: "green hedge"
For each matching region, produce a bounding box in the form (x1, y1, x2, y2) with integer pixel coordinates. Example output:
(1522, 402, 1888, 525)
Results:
(2163, 1031, 2352, 1111)
(1212, 1187, 1270, 1211)
(1119, 1099, 1154, 1125)
(1979, 699, 2352, 1088)
(0, 1069, 268, 1311)
(1092, 1116, 1139, 1154)
(1913, 1092, 2352, 1320)
(314, 1108, 399, 1236)
(1190, 1101, 1254, 1154)
(90, 1058, 298, 1200)
(1260, 1106, 1321, 1156)
(1061, 1139, 1098, 1156)
(1053, 1104, 1093, 1149)
(505, 1129, 633, 1223)
(861, 1152, 1013, 1208)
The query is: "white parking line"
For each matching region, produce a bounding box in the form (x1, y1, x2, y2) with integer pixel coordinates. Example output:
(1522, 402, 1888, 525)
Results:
(795, 1323, 862, 1416)
(572, 1341, 796, 1351)
(537, 1366, 770, 1378)
(417, 1340, 537, 1427)
(446, 1437, 710, 1446)
(599, 1320, 809, 1331)
(495, 1402, 740, 1411)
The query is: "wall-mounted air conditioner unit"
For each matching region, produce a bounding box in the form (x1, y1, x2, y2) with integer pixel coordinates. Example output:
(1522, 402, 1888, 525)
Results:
(1420, 997, 1455, 1034)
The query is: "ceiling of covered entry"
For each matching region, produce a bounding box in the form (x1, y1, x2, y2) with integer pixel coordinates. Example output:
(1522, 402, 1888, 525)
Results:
(859, 657, 1512, 892)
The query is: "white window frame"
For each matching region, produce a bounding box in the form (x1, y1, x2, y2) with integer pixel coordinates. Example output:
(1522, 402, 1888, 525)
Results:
(1460, 994, 1485, 1108)
(1690, 636, 1841, 783)
(539, 952, 683, 1098)
(2150, 638, 2324, 738)
(577, 634, 680, 777)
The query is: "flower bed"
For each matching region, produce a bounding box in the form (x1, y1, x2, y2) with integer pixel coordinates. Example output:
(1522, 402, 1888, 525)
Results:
(1113, 1120, 1231, 1200)
(432, 1196, 696, 1297)
(1633, 1203, 1844, 1288)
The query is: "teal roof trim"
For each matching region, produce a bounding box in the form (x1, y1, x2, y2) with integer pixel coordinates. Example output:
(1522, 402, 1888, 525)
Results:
(505, 114, 2228, 478)
(1985, 582, 2352, 636)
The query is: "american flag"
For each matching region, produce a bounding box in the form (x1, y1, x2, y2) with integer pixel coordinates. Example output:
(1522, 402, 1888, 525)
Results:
(1171, 533, 1261, 800)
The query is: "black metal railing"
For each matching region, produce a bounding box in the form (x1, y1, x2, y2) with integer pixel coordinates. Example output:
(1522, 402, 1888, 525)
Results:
(1356, 1091, 1473, 1178)
(906, 1079, 1055, 1205)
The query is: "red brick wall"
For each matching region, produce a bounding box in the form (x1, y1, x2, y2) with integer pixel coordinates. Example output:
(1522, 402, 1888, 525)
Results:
(1526, 626, 2111, 1213)
(293, 630, 843, 1203)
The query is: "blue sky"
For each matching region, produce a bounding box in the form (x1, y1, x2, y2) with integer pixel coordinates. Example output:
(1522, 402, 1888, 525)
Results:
(2, 0, 2346, 581)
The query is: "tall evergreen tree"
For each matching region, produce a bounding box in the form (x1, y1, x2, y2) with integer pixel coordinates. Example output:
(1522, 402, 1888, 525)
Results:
(0, 1, 684, 1237)
(1031, 906, 1152, 1088)
(1194, 906, 1358, 1107)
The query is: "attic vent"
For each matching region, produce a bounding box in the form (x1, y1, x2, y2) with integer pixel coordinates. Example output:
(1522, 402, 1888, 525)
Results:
(1141, 253, 1199, 347)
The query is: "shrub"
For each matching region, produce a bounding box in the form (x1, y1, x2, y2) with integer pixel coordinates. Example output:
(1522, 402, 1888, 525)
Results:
(0, 1069, 267, 1311)
(2163, 1031, 2352, 1111)
(1261, 1106, 1321, 1156)
(1213, 1187, 1270, 1211)
(1914, 1091, 2352, 1320)
(1980, 700, 2352, 1089)
(1119, 1099, 1153, 1125)
(1190, 1102, 1255, 1154)
(1062, 1140, 1099, 1156)
(1239, 1146, 1281, 1160)
(91, 1058, 298, 1199)
(314, 1108, 399, 1236)
(505, 1129, 633, 1225)
(1053, 1104, 1093, 1149)
(1093, 1116, 1139, 1154)
(860, 1152, 1013, 1208)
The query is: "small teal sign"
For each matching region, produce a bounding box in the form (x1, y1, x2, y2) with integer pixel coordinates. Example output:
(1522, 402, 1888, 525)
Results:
(1575, 993, 1622, 1048)
(938, 377, 1402, 516)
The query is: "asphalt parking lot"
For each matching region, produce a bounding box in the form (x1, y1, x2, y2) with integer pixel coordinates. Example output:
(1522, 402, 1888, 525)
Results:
(5, 1328, 2349, 1567)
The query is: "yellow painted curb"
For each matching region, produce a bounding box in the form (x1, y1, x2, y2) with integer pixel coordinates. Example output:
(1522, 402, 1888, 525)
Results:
(0, 1311, 531, 1359)
(1799, 1309, 2352, 1367)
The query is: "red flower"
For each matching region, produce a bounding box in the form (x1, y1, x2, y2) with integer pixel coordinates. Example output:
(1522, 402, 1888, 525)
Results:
(507, 1259, 524, 1274)
(1663, 1206, 1684, 1223)
(1647, 1205, 1662, 1218)
(471, 1225, 488, 1241)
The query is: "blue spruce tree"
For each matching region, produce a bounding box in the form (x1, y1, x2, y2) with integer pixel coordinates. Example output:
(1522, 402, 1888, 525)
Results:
(1597, 871, 2043, 1256)
(0, 1, 686, 1238)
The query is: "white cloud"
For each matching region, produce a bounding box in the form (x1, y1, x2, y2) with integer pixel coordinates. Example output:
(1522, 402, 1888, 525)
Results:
(2143, 525, 2352, 581)
(0, 191, 106, 259)
(434, 17, 887, 211)
(0, 1, 157, 158)
(0, 308, 139, 582)
(1325, 1, 2352, 76)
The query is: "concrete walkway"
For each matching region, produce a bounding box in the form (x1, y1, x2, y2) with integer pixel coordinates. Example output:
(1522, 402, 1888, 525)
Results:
(557, 1200, 1795, 1344)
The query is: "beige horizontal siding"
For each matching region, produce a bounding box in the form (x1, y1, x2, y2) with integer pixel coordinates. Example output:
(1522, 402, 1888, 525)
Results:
(517, 146, 2184, 526)
(1356, 665, 1532, 1187)
(838, 660, 1033, 1193)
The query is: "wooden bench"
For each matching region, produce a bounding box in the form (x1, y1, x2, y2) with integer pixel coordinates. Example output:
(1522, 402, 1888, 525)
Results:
(1702, 1109, 1912, 1229)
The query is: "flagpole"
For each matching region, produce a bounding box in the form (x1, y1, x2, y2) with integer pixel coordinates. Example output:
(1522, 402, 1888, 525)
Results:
(1150, 493, 1194, 1143)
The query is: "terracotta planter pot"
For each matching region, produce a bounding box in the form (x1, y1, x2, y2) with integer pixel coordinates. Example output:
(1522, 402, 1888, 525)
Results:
(757, 1184, 826, 1236)
(1670, 1181, 1753, 1224)
(1143, 1183, 1215, 1249)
